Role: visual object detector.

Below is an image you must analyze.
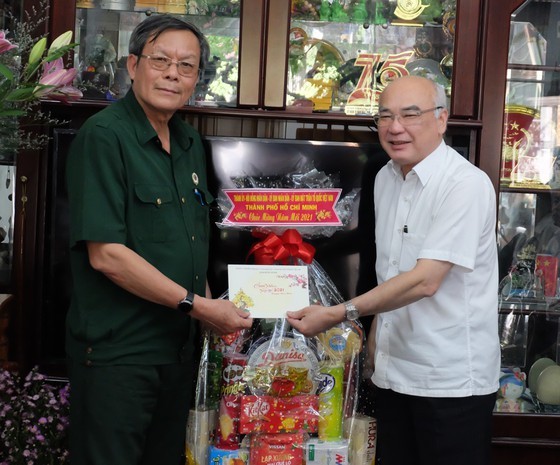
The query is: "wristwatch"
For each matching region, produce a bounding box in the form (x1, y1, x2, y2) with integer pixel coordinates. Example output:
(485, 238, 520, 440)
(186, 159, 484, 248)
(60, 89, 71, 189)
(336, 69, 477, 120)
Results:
(177, 291, 195, 315)
(344, 300, 359, 321)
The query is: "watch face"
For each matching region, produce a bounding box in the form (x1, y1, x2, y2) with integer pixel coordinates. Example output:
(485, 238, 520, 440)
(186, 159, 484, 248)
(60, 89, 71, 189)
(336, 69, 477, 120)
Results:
(347, 309, 359, 320)
(178, 292, 195, 314)
(345, 302, 359, 321)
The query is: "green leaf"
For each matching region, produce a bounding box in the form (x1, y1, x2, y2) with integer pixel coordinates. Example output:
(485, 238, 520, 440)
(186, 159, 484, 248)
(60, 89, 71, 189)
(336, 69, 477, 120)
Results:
(23, 60, 42, 82)
(0, 63, 14, 82)
(5, 87, 35, 102)
(0, 109, 26, 117)
(44, 43, 79, 62)
(0, 79, 12, 101)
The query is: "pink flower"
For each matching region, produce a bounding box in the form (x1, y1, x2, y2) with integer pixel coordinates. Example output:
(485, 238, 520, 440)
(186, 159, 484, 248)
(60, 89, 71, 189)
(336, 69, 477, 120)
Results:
(34, 58, 82, 102)
(0, 31, 16, 54)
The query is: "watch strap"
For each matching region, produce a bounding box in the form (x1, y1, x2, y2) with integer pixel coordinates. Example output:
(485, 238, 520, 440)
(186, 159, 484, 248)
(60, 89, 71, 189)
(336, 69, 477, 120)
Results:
(178, 291, 195, 315)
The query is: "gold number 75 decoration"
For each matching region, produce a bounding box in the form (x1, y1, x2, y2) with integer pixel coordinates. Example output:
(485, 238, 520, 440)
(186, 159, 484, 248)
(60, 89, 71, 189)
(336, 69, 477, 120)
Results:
(345, 50, 414, 116)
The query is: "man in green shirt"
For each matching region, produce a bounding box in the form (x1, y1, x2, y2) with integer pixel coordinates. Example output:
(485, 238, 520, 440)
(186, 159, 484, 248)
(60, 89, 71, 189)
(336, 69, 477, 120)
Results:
(66, 15, 252, 465)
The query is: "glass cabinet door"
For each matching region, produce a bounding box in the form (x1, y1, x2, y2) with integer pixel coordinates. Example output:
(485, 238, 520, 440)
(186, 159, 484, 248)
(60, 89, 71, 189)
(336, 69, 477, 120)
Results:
(74, 1, 242, 106)
(498, 0, 560, 415)
(287, 0, 456, 115)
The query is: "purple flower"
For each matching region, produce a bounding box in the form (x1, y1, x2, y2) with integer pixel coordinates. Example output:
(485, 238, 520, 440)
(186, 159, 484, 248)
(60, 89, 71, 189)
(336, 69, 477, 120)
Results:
(0, 367, 70, 464)
(34, 58, 82, 102)
(0, 31, 16, 54)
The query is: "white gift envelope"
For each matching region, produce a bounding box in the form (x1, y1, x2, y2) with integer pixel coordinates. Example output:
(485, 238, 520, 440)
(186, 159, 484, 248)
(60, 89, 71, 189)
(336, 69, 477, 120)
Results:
(228, 264, 310, 318)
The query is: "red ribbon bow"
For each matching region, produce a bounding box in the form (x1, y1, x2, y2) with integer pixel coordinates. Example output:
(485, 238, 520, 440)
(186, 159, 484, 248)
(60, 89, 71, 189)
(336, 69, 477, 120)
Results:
(247, 229, 315, 265)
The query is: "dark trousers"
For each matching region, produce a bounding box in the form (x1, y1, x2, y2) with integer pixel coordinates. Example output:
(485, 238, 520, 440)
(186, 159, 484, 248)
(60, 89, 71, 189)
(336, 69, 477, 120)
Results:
(68, 360, 192, 465)
(374, 386, 496, 465)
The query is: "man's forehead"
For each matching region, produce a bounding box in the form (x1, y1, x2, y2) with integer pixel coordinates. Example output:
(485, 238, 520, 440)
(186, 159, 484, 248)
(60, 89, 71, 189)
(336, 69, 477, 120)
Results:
(379, 83, 432, 108)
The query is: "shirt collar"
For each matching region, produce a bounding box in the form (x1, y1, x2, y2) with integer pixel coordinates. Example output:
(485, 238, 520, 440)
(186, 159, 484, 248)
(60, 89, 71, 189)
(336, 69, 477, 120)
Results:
(387, 140, 446, 186)
(121, 90, 193, 151)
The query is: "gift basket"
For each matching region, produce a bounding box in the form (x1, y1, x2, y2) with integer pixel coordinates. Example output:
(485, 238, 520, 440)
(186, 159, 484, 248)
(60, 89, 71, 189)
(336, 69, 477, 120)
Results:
(186, 157, 377, 465)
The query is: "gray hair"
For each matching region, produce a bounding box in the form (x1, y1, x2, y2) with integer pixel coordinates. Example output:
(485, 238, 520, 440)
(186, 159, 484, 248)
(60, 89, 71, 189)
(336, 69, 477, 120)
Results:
(129, 15, 210, 75)
(431, 80, 447, 116)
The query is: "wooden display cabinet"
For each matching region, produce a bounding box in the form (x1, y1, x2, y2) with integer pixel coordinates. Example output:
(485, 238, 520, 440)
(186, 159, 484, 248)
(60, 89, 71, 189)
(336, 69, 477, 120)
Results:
(480, 0, 560, 463)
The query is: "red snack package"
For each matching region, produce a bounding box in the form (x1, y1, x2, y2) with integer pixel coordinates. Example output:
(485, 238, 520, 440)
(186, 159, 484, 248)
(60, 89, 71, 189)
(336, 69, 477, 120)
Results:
(239, 394, 319, 434)
(215, 352, 248, 450)
(250, 433, 305, 465)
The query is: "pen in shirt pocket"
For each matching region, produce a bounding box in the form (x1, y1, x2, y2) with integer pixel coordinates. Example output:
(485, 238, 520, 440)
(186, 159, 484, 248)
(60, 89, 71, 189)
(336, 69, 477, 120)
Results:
(193, 187, 207, 206)
(403, 225, 408, 234)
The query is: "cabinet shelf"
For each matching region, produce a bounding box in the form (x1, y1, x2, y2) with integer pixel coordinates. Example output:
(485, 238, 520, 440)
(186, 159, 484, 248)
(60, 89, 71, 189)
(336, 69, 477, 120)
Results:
(499, 302, 560, 315)
(508, 64, 560, 72)
(500, 186, 559, 194)
(41, 98, 483, 128)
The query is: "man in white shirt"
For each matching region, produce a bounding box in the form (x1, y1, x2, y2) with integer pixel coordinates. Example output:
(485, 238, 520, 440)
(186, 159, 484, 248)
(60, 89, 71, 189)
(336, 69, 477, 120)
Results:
(287, 75, 500, 465)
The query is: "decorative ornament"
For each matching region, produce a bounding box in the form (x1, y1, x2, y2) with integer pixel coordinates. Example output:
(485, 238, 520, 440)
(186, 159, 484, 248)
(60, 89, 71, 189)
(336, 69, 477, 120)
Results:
(394, 0, 429, 21)
(439, 53, 453, 80)
(442, 10, 456, 39)
(413, 29, 433, 58)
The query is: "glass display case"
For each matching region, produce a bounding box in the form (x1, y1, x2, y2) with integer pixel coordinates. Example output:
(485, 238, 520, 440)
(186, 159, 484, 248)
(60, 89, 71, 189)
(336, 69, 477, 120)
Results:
(69, 0, 458, 116)
(287, 0, 456, 115)
(497, 0, 560, 416)
(74, 1, 241, 104)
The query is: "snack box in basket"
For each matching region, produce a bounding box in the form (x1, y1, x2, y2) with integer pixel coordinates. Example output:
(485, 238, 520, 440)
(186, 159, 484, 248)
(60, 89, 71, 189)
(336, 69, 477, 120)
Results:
(207, 445, 249, 465)
(343, 414, 377, 465)
(239, 394, 319, 434)
(303, 438, 348, 465)
(250, 433, 305, 465)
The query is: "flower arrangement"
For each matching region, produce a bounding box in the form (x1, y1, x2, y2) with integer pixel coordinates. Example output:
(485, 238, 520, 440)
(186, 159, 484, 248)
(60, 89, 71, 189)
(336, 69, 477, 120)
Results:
(0, 366, 70, 465)
(0, 2, 82, 156)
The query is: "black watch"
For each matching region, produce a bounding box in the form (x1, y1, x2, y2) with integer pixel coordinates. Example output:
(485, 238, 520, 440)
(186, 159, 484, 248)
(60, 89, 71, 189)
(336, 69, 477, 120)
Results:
(177, 291, 195, 315)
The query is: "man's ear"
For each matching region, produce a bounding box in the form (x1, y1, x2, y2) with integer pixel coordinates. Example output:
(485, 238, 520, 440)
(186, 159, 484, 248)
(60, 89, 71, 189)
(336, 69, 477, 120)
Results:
(127, 54, 138, 81)
(437, 108, 449, 136)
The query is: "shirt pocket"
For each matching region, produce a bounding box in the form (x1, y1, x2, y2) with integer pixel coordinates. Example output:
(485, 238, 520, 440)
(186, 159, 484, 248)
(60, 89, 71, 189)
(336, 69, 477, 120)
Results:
(400, 232, 426, 272)
(133, 184, 179, 242)
(190, 186, 212, 242)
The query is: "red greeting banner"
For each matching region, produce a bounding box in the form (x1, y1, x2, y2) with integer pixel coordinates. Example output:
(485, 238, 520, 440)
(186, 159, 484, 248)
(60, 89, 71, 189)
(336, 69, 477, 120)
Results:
(222, 189, 342, 226)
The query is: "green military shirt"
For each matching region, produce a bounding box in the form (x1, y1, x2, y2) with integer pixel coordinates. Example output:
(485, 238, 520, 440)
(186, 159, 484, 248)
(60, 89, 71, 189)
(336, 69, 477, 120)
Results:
(66, 90, 212, 366)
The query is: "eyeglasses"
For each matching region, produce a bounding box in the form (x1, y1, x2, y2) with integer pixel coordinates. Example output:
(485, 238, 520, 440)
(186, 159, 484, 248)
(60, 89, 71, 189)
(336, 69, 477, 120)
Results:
(139, 54, 199, 78)
(373, 106, 444, 127)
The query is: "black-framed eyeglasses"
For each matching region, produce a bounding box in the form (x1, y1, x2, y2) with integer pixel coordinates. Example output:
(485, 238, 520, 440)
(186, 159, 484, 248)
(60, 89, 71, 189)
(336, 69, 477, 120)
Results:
(139, 54, 199, 78)
(373, 106, 444, 127)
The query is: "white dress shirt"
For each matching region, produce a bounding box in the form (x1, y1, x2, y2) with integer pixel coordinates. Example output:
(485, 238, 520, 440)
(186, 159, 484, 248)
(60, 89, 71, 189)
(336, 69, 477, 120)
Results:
(372, 141, 500, 397)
